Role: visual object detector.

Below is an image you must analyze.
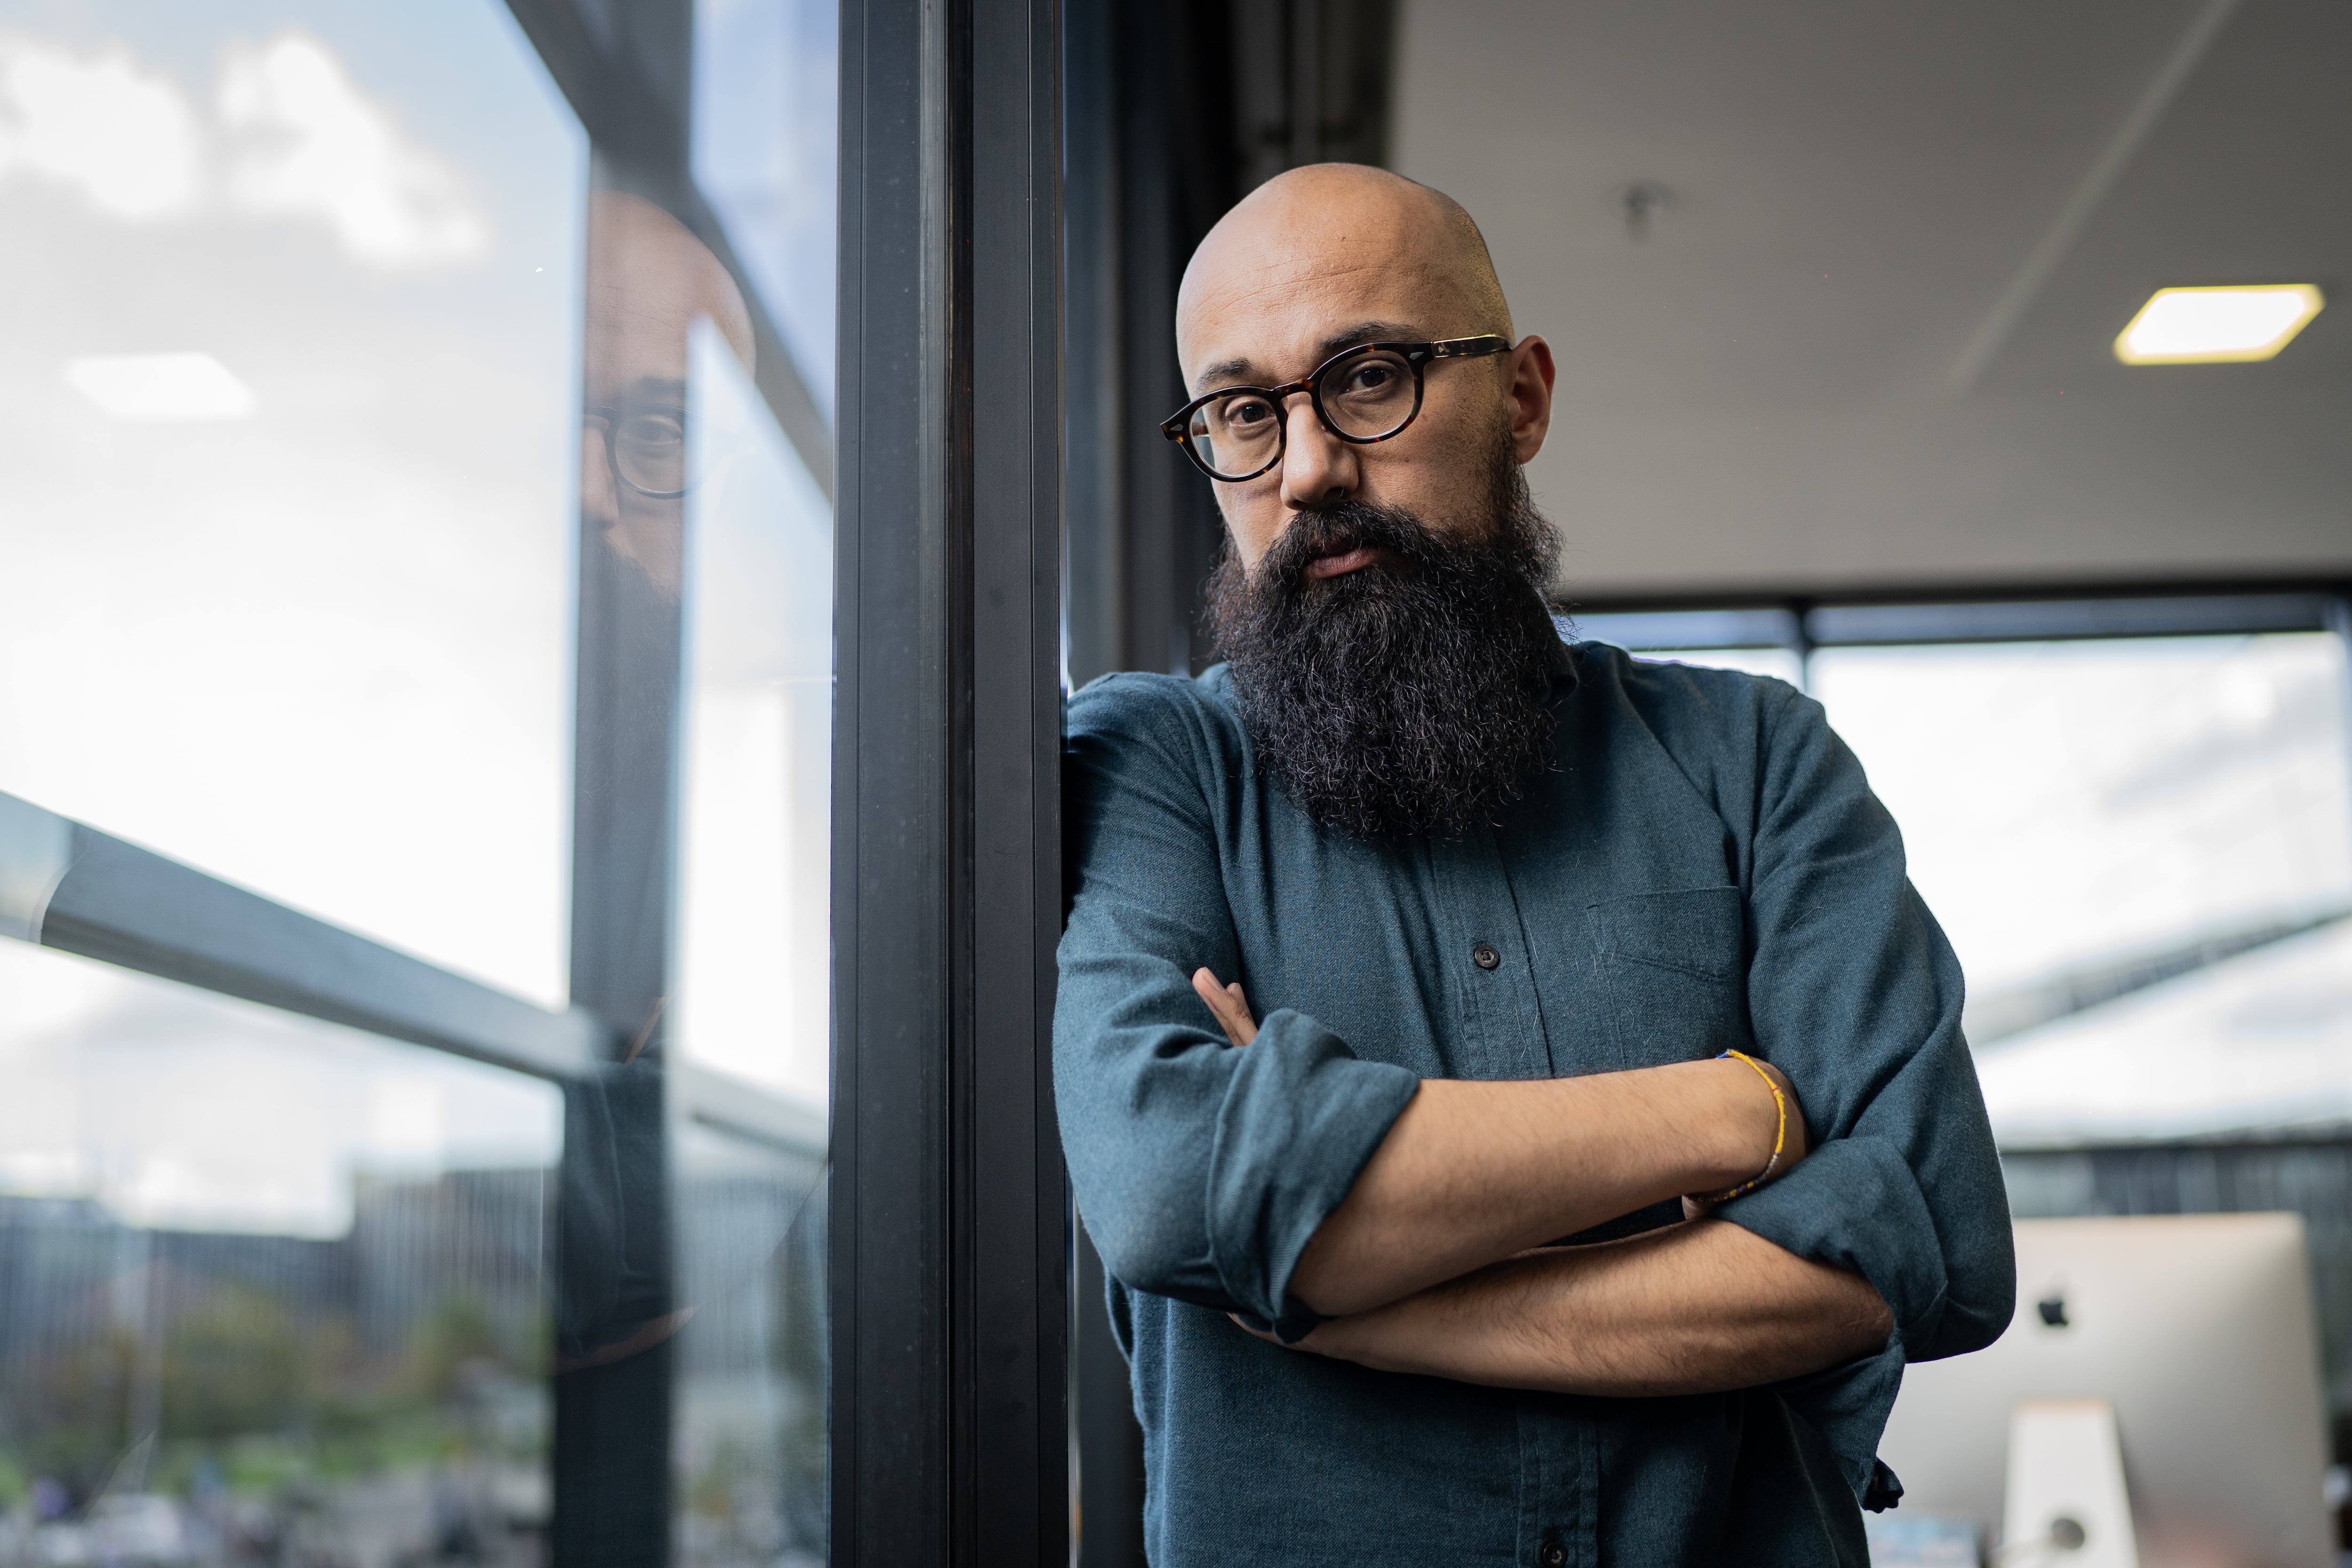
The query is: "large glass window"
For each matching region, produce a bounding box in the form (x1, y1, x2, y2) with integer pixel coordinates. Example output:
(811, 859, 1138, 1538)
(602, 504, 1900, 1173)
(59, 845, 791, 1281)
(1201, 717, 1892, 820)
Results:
(1815, 631, 2352, 1145)
(1, 0, 836, 1559)
(0, 1, 585, 1006)
(0, 941, 560, 1562)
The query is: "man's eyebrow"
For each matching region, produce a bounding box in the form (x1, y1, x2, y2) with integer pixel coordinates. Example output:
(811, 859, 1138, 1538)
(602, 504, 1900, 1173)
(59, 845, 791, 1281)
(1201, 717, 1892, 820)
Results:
(1316, 320, 1420, 358)
(617, 375, 688, 406)
(1190, 321, 1427, 395)
(1193, 355, 1256, 391)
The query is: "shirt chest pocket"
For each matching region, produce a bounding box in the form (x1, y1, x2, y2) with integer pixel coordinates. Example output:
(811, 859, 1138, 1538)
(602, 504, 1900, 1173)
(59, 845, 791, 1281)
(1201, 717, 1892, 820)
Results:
(1588, 886, 1755, 1069)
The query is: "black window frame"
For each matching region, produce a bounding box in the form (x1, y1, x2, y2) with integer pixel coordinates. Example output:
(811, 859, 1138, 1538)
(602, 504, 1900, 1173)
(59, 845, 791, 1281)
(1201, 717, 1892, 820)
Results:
(833, 0, 1069, 1562)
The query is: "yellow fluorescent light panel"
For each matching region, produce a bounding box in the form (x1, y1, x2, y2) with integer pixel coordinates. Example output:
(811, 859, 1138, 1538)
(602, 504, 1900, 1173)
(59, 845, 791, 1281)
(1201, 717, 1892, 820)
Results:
(2114, 284, 2325, 365)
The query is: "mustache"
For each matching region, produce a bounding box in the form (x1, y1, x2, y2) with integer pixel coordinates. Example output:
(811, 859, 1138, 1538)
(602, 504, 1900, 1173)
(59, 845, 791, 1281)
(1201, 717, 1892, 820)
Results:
(1254, 500, 1459, 589)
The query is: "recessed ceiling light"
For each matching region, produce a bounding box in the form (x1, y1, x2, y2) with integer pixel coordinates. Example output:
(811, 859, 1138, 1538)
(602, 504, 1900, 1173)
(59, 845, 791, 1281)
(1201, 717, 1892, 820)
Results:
(63, 352, 257, 420)
(2113, 284, 2324, 366)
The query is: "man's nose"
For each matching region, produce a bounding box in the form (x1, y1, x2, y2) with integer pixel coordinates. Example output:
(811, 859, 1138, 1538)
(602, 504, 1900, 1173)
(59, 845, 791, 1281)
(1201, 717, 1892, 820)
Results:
(581, 423, 619, 524)
(1277, 394, 1358, 511)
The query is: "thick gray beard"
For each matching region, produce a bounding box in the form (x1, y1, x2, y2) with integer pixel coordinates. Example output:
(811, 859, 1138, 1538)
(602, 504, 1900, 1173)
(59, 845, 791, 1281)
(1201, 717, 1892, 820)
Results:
(1205, 446, 1565, 843)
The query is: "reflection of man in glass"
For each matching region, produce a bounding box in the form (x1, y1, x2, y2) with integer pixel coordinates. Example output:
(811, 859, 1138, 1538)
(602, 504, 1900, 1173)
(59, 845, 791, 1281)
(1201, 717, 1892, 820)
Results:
(1057, 165, 2015, 1564)
(580, 189, 755, 599)
(556, 190, 755, 1385)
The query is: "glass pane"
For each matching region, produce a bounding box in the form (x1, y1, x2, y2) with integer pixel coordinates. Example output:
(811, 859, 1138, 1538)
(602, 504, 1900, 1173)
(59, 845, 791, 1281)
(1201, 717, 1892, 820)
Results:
(582, 3, 838, 1553)
(672, 1123, 826, 1568)
(691, 0, 839, 416)
(0, 4, 587, 1006)
(0, 939, 560, 1557)
(7, 4, 841, 1560)
(675, 319, 833, 1107)
(1813, 632, 2352, 1143)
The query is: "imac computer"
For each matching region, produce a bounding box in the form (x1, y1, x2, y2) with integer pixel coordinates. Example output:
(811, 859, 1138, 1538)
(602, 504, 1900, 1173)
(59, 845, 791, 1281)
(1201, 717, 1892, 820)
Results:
(1876, 1213, 2335, 1568)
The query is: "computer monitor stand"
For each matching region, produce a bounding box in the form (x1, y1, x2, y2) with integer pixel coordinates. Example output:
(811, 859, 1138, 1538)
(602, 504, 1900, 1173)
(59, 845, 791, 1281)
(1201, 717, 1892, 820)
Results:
(2005, 1399, 2140, 1568)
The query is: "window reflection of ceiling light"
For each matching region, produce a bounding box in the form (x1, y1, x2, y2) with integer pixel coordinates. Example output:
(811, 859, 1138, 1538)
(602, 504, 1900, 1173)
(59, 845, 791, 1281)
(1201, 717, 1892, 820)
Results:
(63, 352, 257, 420)
(2113, 284, 2324, 365)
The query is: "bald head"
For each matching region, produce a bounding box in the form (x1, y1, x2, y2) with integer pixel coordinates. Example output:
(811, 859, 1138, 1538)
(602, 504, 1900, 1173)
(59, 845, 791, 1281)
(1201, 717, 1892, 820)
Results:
(584, 189, 755, 399)
(1176, 164, 1510, 391)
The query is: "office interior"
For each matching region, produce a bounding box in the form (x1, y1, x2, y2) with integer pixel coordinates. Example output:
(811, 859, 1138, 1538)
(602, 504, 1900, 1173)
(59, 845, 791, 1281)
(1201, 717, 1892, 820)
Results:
(0, 0, 2346, 1564)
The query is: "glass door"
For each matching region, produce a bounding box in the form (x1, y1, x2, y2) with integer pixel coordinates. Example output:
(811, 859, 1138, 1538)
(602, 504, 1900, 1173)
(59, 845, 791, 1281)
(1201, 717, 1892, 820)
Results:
(0, 1, 837, 1561)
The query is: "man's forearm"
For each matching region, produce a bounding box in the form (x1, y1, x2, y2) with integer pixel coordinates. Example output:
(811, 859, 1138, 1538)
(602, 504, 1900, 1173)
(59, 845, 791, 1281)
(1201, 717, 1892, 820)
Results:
(1286, 1058, 1796, 1316)
(1286, 1218, 1892, 1397)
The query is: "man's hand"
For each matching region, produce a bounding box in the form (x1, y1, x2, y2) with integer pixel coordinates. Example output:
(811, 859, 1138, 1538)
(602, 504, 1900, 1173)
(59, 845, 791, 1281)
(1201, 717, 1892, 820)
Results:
(1191, 967, 1257, 1046)
(1240, 1219, 1893, 1398)
(1190, 966, 1811, 1318)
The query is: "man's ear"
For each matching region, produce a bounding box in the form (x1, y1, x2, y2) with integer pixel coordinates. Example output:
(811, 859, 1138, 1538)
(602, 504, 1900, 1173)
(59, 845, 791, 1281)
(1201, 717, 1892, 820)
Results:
(1506, 335, 1556, 465)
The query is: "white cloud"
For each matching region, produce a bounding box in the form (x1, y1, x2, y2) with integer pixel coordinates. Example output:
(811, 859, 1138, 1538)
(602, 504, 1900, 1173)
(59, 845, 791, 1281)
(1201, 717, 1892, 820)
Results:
(218, 32, 489, 269)
(0, 29, 489, 271)
(0, 33, 202, 219)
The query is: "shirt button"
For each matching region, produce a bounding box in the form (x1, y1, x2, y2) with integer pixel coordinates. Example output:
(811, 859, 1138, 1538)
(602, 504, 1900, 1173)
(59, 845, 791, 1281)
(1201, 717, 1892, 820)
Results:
(1541, 1544, 1566, 1567)
(1472, 943, 1501, 971)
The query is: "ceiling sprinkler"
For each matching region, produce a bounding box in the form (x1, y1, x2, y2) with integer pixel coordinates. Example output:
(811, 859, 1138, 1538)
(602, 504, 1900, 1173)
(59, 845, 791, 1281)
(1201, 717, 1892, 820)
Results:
(1613, 181, 1676, 241)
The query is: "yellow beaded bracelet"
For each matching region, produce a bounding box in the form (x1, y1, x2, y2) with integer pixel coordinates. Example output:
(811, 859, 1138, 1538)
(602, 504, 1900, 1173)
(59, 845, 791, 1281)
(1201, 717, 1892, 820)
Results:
(1703, 1049, 1787, 1202)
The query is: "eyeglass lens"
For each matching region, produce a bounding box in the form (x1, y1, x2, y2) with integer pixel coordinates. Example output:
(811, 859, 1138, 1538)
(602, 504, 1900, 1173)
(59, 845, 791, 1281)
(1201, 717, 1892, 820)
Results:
(611, 405, 690, 495)
(1184, 349, 1419, 479)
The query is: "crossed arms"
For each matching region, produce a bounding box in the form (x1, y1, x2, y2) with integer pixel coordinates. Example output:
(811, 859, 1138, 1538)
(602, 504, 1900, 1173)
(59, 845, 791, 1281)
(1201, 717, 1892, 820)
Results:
(1189, 969, 1894, 1398)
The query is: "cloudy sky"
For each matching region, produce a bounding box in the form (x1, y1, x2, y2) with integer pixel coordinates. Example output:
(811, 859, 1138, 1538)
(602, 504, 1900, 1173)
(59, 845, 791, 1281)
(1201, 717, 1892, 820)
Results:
(0, 0, 836, 1233)
(0, 0, 586, 1000)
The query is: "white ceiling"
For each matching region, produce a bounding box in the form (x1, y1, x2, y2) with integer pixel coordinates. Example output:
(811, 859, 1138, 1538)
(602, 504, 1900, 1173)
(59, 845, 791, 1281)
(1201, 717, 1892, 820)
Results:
(1391, 0, 2352, 598)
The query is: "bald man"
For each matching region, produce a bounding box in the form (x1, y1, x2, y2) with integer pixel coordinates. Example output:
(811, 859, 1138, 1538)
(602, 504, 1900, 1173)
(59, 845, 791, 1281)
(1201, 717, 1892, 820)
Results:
(1054, 166, 2013, 1566)
(581, 189, 756, 599)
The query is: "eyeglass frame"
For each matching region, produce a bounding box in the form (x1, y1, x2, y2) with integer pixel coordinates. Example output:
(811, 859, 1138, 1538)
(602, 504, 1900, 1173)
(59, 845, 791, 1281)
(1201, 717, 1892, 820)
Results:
(586, 401, 693, 500)
(1159, 334, 1513, 483)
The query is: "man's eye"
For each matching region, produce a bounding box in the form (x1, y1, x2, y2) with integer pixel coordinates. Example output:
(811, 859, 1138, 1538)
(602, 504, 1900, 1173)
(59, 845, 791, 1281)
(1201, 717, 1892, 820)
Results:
(621, 412, 685, 448)
(1220, 397, 1274, 428)
(1340, 362, 1399, 396)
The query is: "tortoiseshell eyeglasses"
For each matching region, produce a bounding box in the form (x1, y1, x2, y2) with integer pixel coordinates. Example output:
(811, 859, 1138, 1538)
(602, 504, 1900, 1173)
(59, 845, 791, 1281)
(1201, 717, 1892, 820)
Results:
(1160, 334, 1510, 483)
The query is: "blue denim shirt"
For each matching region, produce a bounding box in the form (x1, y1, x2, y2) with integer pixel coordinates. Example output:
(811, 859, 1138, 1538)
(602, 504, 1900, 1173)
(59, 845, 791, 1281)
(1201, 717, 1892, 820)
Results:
(1055, 645, 2015, 1567)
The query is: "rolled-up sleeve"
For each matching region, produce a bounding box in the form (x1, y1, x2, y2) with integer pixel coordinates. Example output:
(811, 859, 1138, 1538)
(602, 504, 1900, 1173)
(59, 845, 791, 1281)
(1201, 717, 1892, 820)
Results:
(1714, 683, 2017, 1500)
(1055, 677, 1419, 1338)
